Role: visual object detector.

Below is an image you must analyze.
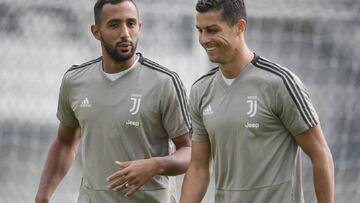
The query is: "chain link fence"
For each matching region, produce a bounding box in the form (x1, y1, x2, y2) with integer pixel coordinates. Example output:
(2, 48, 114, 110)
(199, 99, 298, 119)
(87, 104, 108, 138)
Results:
(0, 0, 359, 202)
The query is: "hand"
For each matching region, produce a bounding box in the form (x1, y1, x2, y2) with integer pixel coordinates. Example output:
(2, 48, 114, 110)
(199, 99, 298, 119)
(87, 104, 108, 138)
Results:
(35, 195, 50, 203)
(106, 158, 160, 197)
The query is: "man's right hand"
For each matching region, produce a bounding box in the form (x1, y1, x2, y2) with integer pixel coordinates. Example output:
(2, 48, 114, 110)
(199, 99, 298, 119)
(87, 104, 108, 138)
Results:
(35, 195, 50, 203)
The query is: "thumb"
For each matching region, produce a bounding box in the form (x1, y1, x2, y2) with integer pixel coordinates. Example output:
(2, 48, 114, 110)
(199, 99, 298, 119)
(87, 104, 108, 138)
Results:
(115, 161, 131, 168)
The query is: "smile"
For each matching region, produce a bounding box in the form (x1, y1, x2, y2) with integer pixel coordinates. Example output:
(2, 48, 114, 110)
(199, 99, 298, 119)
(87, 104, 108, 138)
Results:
(205, 47, 216, 51)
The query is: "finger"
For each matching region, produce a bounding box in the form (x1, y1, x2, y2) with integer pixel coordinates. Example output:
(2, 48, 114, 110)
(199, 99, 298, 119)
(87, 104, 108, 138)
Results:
(107, 176, 127, 189)
(112, 181, 129, 192)
(115, 161, 131, 168)
(106, 170, 127, 182)
(124, 185, 141, 198)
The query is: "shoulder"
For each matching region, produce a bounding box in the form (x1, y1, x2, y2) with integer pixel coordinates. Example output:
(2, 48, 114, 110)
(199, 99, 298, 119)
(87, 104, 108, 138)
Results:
(63, 57, 102, 79)
(251, 55, 303, 88)
(138, 53, 183, 84)
(252, 55, 300, 81)
(189, 67, 218, 105)
(192, 66, 219, 90)
(252, 55, 311, 109)
(66, 57, 102, 73)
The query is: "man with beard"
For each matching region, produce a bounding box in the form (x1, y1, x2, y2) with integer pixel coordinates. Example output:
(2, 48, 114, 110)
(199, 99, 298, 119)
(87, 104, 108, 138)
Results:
(35, 0, 192, 203)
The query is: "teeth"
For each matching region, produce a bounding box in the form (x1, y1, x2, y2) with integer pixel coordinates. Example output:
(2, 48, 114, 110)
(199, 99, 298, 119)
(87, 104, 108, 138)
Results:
(206, 47, 216, 51)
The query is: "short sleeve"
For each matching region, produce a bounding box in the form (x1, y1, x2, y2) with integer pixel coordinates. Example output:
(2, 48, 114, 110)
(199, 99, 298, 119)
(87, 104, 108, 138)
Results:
(275, 72, 319, 136)
(56, 73, 79, 127)
(160, 74, 192, 139)
(189, 85, 209, 142)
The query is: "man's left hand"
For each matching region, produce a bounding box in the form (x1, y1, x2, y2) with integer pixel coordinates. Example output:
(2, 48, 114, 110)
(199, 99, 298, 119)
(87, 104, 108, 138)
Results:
(106, 158, 160, 197)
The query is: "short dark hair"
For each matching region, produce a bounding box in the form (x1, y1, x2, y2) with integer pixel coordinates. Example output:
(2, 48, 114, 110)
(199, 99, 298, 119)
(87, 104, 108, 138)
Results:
(196, 0, 247, 25)
(94, 0, 138, 25)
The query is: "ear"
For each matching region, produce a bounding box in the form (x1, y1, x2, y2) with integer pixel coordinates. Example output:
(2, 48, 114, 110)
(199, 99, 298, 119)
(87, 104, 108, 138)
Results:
(138, 20, 142, 32)
(235, 19, 247, 34)
(91, 24, 101, 41)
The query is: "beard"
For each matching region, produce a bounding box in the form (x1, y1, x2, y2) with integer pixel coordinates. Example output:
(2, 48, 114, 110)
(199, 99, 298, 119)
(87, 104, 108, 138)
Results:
(102, 38, 138, 63)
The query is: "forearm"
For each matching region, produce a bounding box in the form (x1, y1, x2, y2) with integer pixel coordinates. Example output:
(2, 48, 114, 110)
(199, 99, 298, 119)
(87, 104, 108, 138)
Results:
(312, 148, 335, 203)
(35, 138, 78, 201)
(294, 126, 335, 203)
(180, 164, 211, 203)
(152, 146, 191, 176)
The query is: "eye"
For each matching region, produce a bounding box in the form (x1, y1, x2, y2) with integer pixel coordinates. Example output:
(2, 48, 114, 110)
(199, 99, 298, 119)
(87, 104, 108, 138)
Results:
(207, 28, 219, 34)
(127, 20, 137, 28)
(108, 22, 119, 29)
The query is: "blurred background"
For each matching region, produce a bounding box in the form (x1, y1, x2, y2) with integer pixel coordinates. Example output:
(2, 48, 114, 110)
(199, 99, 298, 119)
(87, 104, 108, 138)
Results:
(0, 0, 359, 202)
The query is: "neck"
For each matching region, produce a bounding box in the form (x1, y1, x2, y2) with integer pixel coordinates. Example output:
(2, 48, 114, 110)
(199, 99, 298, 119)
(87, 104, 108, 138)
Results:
(102, 52, 137, 74)
(220, 45, 254, 79)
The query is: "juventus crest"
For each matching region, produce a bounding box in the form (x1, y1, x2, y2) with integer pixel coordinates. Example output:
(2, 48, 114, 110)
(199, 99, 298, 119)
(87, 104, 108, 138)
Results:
(246, 96, 257, 117)
(129, 94, 142, 115)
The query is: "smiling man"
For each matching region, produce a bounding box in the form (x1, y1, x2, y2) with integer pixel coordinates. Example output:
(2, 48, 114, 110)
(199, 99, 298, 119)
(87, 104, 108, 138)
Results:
(35, 1, 192, 202)
(180, 0, 334, 203)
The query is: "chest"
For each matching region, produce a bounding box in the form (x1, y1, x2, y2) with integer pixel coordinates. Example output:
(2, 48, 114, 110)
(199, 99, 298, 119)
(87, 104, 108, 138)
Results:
(69, 80, 160, 127)
(200, 83, 278, 137)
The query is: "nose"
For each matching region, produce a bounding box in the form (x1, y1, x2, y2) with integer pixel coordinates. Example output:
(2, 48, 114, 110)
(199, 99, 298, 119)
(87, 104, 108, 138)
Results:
(118, 24, 130, 38)
(199, 32, 210, 45)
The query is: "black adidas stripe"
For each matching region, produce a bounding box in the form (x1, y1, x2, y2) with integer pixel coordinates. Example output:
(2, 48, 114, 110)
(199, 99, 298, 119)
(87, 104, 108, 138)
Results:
(257, 58, 318, 126)
(254, 57, 317, 128)
(141, 58, 192, 132)
(142, 59, 192, 132)
(67, 57, 102, 72)
(192, 67, 219, 86)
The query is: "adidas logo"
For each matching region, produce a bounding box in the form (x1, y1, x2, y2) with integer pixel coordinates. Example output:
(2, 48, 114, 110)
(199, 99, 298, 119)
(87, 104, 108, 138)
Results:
(80, 97, 91, 108)
(203, 105, 213, 116)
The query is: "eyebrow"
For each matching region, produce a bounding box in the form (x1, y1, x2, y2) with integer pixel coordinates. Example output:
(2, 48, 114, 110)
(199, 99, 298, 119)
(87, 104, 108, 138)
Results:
(106, 17, 137, 24)
(196, 24, 218, 30)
